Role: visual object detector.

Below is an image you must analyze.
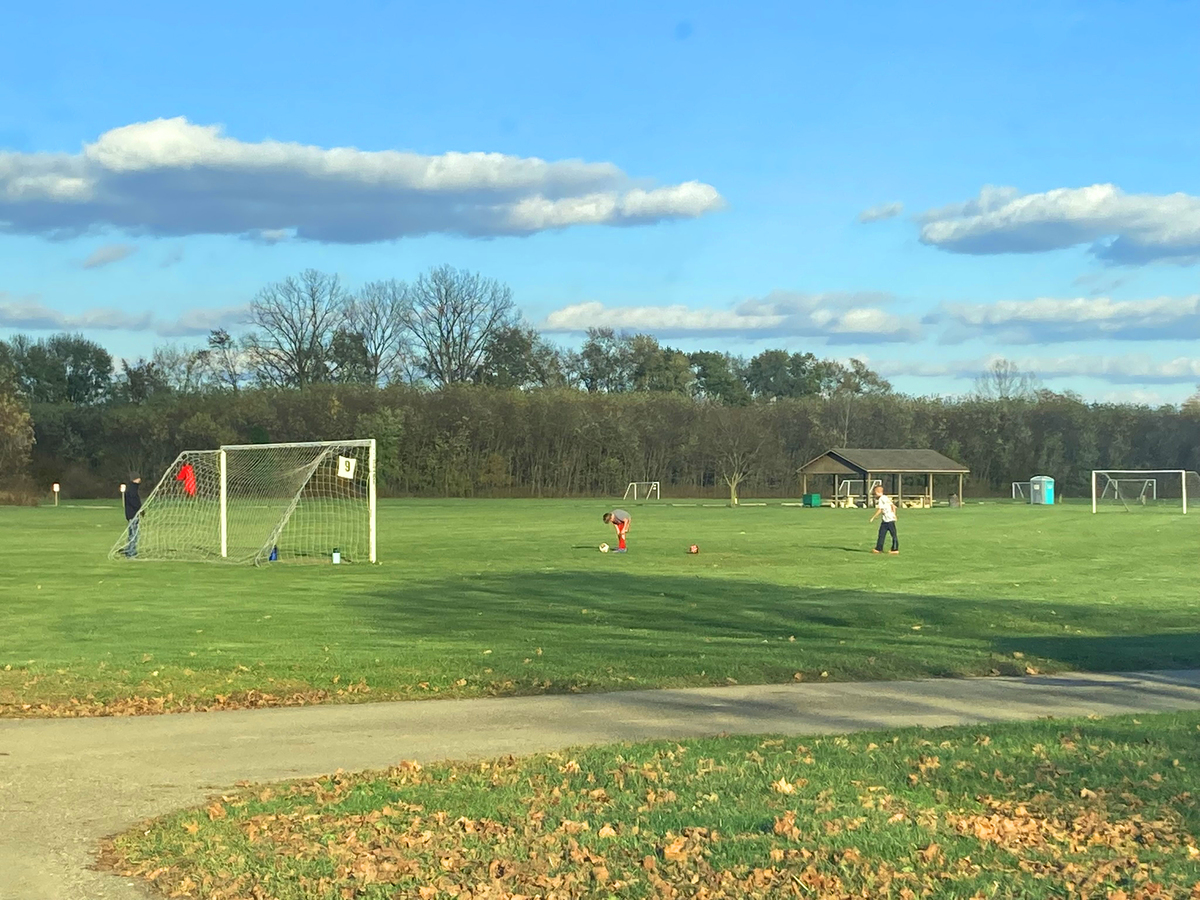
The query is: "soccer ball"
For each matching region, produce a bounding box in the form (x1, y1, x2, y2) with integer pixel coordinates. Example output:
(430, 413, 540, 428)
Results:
(688, 544, 699, 554)
(599, 543, 610, 553)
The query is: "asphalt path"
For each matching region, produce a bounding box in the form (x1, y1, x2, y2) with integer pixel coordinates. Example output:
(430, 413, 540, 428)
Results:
(4, 669, 1200, 899)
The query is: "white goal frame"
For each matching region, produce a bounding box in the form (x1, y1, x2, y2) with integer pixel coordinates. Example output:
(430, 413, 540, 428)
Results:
(1012, 481, 1032, 502)
(1091, 469, 1192, 514)
(838, 478, 882, 500)
(111, 439, 377, 563)
(623, 481, 661, 501)
(220, 440, 377, 562)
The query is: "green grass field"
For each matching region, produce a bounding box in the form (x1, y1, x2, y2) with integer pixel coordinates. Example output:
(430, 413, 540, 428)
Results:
(107, 710, 1200, 898)
(2, 499, 1198, 715)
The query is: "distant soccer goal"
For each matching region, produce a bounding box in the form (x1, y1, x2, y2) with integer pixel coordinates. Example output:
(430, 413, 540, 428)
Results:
(837, 478, 881, 500)
(109, 439, 377, 564)
(1012, 481, 1032, 502)
(623, 481, 661, 501)
(1091, 469, 1200, 514)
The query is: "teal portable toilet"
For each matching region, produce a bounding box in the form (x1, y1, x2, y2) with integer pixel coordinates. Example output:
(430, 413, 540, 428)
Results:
(1030, 475, 1055, 505)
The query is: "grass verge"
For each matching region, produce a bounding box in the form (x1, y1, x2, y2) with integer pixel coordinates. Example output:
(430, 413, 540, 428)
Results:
(106, 710, 1200, 898)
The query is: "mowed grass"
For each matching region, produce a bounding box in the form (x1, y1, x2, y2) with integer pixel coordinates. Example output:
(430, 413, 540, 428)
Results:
(107, 710, 1200, 898)
(2, 499, 1198, 714)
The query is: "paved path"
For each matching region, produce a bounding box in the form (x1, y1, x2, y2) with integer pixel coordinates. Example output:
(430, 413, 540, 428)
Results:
(4, 670, 1200, 900)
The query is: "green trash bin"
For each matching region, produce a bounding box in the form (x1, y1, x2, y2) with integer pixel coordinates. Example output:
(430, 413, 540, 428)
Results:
(802, 493, 821, 507)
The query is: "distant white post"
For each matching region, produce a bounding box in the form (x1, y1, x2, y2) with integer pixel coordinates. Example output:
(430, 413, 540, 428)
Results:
(219, 450, 228, 559)
(367, 438, 377, 563)
(52, 483, 60, 506)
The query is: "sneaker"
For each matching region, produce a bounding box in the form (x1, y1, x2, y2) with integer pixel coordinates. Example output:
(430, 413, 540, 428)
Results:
(871, 549, 882, 554)
(613, 548, 627, 553)
(889, 550, 899, 555)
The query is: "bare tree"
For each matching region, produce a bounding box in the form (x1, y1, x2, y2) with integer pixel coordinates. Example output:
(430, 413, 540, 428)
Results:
(973, 358, 1039, 401)
(347, 279, 411, 385)
(708, 405, 769, 506)
(150, 343, 208, 393)
(202, 329, 246, 392)
(244, 269, 349, 387)
(404, 265, 516, 385)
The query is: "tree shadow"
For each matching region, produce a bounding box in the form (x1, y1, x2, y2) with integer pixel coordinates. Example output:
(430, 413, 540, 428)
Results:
(343, 570, 1200, 682)
(995, 633, 1200, 674)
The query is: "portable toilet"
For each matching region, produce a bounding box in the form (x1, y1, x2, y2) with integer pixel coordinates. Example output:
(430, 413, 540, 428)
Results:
(1030, 475, 1055, 505)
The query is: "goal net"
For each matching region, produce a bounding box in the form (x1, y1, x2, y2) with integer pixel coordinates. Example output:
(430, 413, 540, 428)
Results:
(109, 439, 377, 564)
(1012, 481, 1032, 502)
(1091, 469, 1200, 514)
(623, 481, 661, 501)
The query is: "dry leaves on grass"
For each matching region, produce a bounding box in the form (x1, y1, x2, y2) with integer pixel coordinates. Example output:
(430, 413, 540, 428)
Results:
(103, 729, 1200, 900)
(0, 686, 365, 718)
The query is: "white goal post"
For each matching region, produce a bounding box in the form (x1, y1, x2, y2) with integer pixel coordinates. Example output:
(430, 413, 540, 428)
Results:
(1012, 481, 1032, 502)
(109, 439, 377, 564)
(623, 481, 661, 501)
(838, 478, 882, 499)
(1091, 469, 1200, 514)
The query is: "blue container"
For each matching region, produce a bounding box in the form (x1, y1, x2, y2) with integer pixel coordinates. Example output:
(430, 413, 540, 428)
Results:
(1030, 475, 1055, 505)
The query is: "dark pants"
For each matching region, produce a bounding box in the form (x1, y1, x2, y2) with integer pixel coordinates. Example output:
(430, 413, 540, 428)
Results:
(876, 520, 898, 552)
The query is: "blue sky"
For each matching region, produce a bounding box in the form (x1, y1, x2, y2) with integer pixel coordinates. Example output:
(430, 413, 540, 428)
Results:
(2, 0, 1199, 402)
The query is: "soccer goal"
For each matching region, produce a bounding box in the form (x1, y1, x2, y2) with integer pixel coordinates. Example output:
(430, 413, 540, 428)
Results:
(1012, 481, 1032, 502)
(1091, 469, 1200, 514)
(837, 478, 881, 500)
(109, 439, 377, 564)
(623, 481, 661, 501)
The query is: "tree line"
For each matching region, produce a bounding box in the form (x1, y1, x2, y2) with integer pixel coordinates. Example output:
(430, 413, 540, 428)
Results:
(1, 266, 1198, 502)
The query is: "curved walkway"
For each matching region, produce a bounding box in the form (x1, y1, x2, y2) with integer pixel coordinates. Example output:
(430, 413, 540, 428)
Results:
(3, 669, 1200, 900)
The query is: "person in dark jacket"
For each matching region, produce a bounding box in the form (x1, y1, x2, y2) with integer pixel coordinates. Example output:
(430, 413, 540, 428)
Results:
(124, 475, 143, 558)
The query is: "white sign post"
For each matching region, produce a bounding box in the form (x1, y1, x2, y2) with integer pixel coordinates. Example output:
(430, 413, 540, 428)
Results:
(52, 483, 60, 507)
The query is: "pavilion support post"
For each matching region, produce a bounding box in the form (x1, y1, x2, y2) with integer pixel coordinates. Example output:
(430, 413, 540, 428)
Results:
(802, 474, 808, 497)
(897, 473, 902, 506)
(928, 472, 933, 508)
(958, 473, 964, 505)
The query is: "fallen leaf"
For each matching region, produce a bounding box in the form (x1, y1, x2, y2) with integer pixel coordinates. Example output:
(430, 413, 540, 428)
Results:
(663, 836, 688, 862)
(772, 778, 797, 794)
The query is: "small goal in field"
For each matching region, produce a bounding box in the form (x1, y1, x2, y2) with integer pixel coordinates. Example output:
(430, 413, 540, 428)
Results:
(623, 481, 661, 501)
(1091, 469, 1200, 514)
(1012, 481, 1032, 502)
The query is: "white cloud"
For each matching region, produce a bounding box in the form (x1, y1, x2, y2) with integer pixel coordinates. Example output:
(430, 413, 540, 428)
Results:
(0, 117, 724, 243)
(82, 243, 136, 269)
(0, 297, 245, 337)
(1101, 388, 1169, 406)
(876, 353, 1200, 385)
(931, 294, 1200, 343)
(917, 184, 1200, 264)
(858, 201, 903, 223)
(543, 291, 920, 343)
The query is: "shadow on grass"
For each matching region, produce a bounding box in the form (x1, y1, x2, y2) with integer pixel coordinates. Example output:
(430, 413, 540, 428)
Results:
(996, 633, 1200, 673)
(346, 570, 1200, 679)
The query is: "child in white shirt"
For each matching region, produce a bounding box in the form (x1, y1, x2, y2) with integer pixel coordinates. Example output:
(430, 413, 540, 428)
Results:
(869, 484, 899, 555)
